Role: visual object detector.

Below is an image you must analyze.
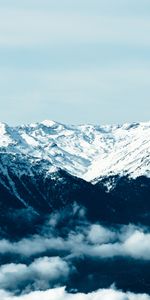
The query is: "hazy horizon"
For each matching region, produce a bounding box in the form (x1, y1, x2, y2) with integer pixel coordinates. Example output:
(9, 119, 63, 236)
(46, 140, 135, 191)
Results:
(1, 118, 150, 128)
(0, 0, 150, 125)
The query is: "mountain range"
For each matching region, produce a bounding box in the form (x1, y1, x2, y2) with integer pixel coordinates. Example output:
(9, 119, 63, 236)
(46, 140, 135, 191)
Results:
(0, 120, 150, 181)
(0, 120, 150, 295)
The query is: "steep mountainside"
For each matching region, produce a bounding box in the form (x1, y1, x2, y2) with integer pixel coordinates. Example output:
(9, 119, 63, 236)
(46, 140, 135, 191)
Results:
(0, 120, 150, 237)
(0, 120, 150, 295)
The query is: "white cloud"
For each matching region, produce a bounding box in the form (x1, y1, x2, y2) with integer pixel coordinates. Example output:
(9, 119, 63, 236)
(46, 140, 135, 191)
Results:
(88, 224, 116, 244)
(0, 235, 68, 256)
(0, 287, 150, 300)
(0, 222, 150, 297)
(0, 257, 70, 291)
(0, 224, 150, 260)
(123, 230, 150, 259)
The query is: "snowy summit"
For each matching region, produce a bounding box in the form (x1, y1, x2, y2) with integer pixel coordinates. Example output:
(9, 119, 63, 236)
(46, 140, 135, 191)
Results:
(0, 120, 150, 182)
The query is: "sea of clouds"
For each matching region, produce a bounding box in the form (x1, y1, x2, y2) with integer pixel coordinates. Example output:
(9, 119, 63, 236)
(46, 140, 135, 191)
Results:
(0, 204, 150, 299)
(0, 287, 150, 300)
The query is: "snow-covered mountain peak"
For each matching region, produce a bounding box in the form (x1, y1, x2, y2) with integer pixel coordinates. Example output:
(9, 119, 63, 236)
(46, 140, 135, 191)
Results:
(40, 119, 59, 127)
(84, 121, 150, 181)
(0, 120, 150, 182)
(0, 122, 7, 132)
(0, 122, 14, 147)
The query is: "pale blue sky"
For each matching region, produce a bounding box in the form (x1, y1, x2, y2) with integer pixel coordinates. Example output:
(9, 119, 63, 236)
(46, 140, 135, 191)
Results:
(0, 0, 150, 125)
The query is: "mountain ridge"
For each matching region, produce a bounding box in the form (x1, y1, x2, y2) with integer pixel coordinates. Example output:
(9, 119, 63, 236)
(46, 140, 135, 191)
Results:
(0, 120, 150, 182)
